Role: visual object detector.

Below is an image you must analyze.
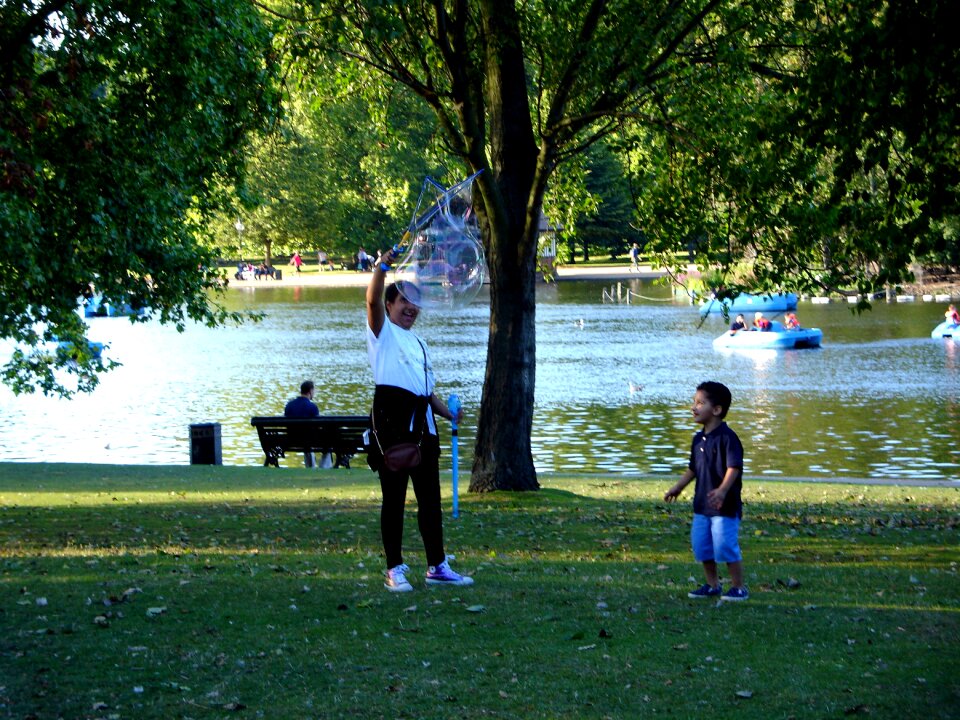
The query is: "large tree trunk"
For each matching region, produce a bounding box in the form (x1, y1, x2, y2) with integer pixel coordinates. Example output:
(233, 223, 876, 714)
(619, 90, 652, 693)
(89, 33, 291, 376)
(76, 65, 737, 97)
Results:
(469, 221, 540, 491)
(469, 0, 541, 492)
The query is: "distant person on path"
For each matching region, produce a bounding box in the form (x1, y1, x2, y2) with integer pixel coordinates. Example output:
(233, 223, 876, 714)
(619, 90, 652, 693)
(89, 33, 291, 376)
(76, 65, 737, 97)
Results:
(729, 314, 747, 334)
(946, 304, 960, 326)
(365, 247, 472, 592)
(318, 250, 334, 272)
(358, 247, 372, 272)
(290, 251, 303, 274)
(664, 381, 748, 601)
(284, 381, 330, 468)
(628, 242, 640, 272)
(753, 312, 771, 331)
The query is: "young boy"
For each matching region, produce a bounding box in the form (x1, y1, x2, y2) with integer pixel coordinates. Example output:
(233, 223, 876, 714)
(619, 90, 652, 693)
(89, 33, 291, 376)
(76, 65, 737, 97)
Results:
(664, 381, 749, 601)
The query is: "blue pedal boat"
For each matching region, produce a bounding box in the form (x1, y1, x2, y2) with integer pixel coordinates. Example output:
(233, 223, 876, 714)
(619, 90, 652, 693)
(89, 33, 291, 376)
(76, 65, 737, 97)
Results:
(931, 321, 959, 338)
(713, 321, 823, 350)
(700, 292, 799, 315)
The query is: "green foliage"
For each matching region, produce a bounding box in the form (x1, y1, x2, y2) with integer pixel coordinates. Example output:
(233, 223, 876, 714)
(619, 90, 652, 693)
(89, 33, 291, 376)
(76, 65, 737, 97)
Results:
(789, 0, 960, 283)
(570, 144, 645, 261)
(623, 1, 959, 300)
(208, 68, 449, 264)
(0, 0, 281, 395)
(2, 464, 958, 718)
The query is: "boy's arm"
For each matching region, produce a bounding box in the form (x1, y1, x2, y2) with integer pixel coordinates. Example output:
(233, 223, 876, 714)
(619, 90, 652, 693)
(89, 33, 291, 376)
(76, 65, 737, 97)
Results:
(664, 468, 695, 502)
(706, 467, 741, 509)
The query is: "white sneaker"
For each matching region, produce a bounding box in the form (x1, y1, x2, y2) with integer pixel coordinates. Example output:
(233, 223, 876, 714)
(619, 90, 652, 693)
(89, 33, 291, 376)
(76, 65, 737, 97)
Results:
(425, 558, 474, 586)
(384, 563, 414, 592)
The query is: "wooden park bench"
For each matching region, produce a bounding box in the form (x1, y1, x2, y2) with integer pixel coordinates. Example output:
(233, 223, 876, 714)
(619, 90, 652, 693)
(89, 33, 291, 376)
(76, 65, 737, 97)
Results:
(250, 415, 371, 469)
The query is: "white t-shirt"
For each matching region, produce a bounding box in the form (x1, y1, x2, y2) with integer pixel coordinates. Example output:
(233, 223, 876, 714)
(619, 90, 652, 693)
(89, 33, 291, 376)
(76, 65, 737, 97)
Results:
(367, 318, 437, 434)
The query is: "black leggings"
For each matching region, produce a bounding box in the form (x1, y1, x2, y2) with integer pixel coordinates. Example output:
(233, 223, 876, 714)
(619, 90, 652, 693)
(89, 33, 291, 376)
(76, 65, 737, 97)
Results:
(379, 443, 445, 569)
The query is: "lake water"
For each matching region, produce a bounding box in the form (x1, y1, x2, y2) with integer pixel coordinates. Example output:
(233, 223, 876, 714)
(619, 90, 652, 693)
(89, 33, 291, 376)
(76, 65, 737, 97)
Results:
(1, 279, 958, 481)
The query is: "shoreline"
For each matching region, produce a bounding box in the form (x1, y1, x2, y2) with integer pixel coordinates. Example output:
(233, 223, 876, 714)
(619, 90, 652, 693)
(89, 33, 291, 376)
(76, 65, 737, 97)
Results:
(223, 264, 960, 302)
(223, 263, 670, 289)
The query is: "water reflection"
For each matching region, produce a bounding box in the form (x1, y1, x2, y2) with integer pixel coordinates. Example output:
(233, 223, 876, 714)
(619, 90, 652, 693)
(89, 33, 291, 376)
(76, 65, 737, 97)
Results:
(0, 280, 957, 480)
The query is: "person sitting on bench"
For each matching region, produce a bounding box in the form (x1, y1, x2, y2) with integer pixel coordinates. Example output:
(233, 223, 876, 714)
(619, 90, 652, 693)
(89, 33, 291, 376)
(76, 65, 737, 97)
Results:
(284, 381, 332, 468)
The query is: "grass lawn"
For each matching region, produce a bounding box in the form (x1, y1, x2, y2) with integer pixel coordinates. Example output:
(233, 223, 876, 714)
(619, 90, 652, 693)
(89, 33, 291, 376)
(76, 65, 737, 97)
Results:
(1, 463, 957, 719)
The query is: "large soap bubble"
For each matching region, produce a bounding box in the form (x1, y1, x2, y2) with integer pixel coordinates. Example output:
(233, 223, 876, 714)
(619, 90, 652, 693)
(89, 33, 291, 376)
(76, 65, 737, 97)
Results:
(393, 172, 487, 310)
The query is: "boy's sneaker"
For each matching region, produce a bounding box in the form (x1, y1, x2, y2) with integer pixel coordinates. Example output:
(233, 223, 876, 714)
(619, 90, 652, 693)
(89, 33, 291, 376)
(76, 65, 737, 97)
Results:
(722, 586, 749, 601)
(688, 583, 722, 599)
(384, 564, 414, 593)
(425, 559, 474, 587)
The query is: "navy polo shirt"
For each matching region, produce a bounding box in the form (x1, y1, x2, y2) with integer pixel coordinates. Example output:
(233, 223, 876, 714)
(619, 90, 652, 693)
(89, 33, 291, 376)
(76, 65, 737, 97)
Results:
(284, 396, 319, 418)
(689, 422, 744, 518)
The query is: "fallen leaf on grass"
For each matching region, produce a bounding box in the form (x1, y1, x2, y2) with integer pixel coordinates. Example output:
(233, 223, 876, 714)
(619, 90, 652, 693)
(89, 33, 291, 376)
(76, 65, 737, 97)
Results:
(146, 607, 166, 618)
(466, 605, 485, 613)
(104, 587, 142, 606)
(735, 690, 753, 699)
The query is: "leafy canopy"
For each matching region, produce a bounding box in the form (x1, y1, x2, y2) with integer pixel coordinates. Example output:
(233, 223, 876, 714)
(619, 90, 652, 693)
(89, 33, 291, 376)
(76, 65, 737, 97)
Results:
(0, 0, 281, 395)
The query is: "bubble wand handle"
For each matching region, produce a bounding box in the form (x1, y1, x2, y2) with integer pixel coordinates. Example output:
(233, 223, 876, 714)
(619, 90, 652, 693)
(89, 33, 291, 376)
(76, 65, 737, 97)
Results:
(447, 393, 461, 519)
(379, 233, 411, 272)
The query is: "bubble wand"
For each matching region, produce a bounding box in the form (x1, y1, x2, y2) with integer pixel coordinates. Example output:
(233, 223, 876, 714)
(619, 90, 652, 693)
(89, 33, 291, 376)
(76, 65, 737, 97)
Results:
(447, 393, 462, 519)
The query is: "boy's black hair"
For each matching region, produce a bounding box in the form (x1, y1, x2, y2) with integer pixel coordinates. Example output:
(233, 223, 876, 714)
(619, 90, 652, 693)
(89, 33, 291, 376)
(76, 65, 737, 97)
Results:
(300, 380, 315, 395)
(697, 381, 732, 419)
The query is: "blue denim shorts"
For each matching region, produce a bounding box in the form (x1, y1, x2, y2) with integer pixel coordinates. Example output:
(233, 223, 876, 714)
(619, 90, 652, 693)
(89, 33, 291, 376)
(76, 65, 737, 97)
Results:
(691, 514, 742, 563)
